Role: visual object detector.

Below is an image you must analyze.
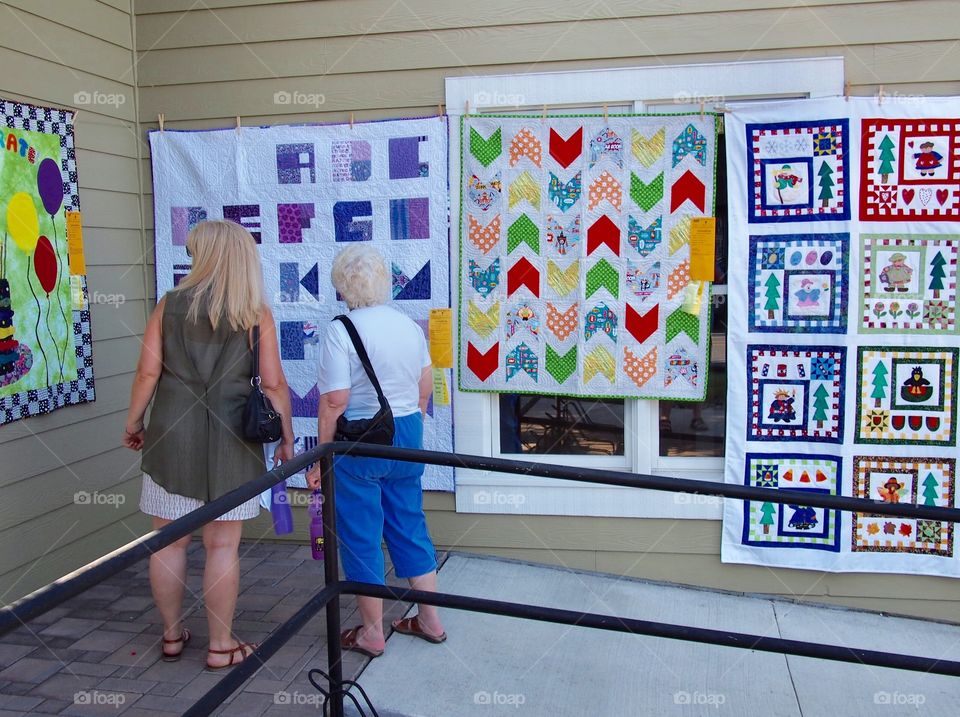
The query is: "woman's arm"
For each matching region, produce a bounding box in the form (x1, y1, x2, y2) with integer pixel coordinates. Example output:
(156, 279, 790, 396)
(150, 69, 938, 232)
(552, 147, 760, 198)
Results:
(418, 364, 433, 415)
(257, 306, 295, 461)
(122, 297, 165, 450)
(305, 388, 349, 489)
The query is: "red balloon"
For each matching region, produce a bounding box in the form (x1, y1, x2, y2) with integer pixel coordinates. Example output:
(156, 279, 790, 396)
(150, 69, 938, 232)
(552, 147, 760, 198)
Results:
(34, 235, 57, 294)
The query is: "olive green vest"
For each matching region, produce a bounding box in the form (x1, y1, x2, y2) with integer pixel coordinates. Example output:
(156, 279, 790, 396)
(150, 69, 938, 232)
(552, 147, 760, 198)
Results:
(141, 289, 267, 502)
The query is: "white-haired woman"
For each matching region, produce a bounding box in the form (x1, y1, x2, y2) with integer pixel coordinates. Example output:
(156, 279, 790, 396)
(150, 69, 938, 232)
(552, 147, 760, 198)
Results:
(306, 244, 445, 658)
(123, 220, 293, 669)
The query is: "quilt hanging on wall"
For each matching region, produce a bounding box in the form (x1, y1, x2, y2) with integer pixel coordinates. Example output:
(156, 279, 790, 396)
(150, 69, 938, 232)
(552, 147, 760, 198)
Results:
(458, 114, 718, 400)
(0, 98, 93, 425)
(150, 117, 453, 490)
(723, 95, 960, 576)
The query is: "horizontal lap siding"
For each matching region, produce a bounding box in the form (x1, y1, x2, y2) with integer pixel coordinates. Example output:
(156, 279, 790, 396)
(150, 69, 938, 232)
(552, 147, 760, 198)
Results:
(130, 0, 959, 621)
(0, 1, 152, 602)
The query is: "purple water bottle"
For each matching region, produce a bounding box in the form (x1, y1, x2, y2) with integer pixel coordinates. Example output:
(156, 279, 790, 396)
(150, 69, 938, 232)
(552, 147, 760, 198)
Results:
(309, 490, 324, 560)
(270, 482, 294, 535)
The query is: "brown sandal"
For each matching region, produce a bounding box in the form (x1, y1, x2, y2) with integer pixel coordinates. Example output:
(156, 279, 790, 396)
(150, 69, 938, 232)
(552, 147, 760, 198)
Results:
(340, 626, 384, 658)
(391, 616, 446, 644)
(161, 628, 191, 662)
(205, 641, 258, 671)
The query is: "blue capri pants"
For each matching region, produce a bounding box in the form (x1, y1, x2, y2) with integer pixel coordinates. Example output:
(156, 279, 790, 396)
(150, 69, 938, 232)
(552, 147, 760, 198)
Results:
(333, 412, 438, 585)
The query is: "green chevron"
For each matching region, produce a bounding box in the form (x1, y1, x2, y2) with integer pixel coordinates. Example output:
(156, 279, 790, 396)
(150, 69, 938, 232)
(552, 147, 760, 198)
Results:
(507, 214, 540, 254)
(665, 306, 700, 343)
(630, 171, 664, 213)
(586, 258, 619, 299)
(470, 126, 502, 167)
(546, 345, 578, 384)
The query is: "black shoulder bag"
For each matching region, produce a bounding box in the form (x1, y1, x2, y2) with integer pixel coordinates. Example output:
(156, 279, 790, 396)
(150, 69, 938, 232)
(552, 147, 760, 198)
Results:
(333, 315, 395, 446)
(241, 325, 284, 443)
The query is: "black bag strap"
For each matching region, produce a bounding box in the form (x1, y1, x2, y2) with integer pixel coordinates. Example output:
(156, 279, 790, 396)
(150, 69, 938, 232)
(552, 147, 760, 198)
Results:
(334, 315, 390, 411)
(250, 324, 262, 386)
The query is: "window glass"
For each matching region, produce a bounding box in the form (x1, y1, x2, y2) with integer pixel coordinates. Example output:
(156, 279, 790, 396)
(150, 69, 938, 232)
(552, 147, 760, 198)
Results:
(499, 395, 625, 456)
(659, 133, 728, 457)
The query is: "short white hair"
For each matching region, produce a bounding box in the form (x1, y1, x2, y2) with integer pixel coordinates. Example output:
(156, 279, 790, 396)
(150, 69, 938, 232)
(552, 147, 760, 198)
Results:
(331, 244, 390, 309)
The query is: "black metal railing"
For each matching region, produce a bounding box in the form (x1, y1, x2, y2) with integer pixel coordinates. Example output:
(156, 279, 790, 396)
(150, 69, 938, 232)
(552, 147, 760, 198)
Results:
(2, 442, 959, 717)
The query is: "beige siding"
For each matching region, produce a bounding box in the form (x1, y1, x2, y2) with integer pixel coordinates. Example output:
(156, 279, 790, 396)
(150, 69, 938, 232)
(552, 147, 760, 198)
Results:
(128, 0, 960, 623)
(0, 0, 151, 602)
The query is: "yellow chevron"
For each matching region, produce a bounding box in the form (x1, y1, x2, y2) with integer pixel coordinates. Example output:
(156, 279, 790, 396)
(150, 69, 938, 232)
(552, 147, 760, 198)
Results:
(508, 171, 541, 210)
(583, 345, 615, 383)
(632, 128, 665, 167)
(546, 260, 579, 298)
(669, 215, 692, 255)
(467, 300, 500, 338)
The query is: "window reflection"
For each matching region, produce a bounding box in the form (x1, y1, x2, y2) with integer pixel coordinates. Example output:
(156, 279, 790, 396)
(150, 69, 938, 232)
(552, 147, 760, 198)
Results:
(499, 395, 625, 456)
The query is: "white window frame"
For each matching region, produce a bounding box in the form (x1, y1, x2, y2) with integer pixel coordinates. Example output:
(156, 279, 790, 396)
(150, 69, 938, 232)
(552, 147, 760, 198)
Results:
(447, 57, 845, 518)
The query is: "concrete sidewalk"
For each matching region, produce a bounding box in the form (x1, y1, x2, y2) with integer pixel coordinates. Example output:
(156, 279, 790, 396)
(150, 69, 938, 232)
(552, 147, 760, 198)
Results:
(347, 553, 960, 716)
(1, 546, 958, 715)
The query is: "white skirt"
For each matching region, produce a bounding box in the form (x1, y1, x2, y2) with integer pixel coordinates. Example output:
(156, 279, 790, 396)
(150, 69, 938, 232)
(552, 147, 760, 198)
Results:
(139, 473, 260, 522)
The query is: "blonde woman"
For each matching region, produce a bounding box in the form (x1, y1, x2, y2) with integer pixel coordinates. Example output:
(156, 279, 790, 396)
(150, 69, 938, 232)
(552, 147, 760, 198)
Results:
(123, 220, 293, 669)
(306, 244, 445, 658)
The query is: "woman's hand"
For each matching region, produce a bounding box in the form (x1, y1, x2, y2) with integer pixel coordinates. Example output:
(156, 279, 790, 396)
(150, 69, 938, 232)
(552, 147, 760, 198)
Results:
(123, 422, 145, 451)
(273, 442, 294, 466)
(305, 464, 322, 490)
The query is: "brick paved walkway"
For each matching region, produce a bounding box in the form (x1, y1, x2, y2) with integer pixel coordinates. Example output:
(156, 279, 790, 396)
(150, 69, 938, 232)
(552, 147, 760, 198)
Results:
(0, 541, 415, 716)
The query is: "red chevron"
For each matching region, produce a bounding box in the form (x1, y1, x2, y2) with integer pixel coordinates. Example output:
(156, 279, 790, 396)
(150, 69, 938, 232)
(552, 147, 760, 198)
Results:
(587, 215, 620, 256)
(467, 342, 499, 382)
(670, 170, 706, 212)
(625, 303, 658, 343)
(549, 127, 583, 169)
(507, 257, 540, 297)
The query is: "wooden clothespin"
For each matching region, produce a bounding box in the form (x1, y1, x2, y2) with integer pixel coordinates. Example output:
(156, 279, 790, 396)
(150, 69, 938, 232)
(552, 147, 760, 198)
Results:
(158, 113, 165, 131)
(349, 112, 354, 129)
(844, 81, 851, 101)
(603, 104, 608, 124)
(700, 100, 705, 120)
(465, 99, 470, 116)
(438, 103, 444, 117)
(877, 85, 884, 105)
(235, 116, 241, 133)
(542, 104, 547, 121)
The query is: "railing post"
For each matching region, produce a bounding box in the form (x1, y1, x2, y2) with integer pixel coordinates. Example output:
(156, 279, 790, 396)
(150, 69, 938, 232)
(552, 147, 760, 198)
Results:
(320, 451, 344, 717)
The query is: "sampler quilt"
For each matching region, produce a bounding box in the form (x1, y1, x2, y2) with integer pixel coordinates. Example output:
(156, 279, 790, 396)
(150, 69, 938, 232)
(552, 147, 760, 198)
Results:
(0, 98, 93, 425)
(458, 114, 718, 399)
(723, 96, 960, 577)
(150, 117, 453, 490)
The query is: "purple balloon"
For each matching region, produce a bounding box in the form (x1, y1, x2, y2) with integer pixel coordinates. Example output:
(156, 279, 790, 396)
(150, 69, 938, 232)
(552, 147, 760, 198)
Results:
(37, 158, 63, 216)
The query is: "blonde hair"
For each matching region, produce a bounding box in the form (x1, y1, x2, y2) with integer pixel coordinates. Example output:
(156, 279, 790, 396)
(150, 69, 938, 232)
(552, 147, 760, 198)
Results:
(331, 244, 390, 309)
(175, 220, 264, 331)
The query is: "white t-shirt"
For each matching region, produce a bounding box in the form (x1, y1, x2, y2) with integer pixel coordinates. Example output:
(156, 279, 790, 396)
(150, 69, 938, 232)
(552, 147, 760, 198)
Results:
(317, 304, 431, 420)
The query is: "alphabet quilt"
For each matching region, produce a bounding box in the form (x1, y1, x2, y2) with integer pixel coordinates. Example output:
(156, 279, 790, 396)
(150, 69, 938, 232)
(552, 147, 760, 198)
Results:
(458, 114, 718, 400)
(724, 96, 960, 576)
(150, 117, 453, 490)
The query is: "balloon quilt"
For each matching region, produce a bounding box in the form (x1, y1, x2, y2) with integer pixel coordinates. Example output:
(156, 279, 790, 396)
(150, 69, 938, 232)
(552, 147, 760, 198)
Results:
(723, 96, 960, 577)
(458, 115, 718, 400)
(150, 117, 453, 490)
(0, 98, 92, 425)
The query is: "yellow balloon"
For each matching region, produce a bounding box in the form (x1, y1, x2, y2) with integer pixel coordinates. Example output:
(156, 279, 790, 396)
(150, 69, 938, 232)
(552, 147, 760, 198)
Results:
(7, 192, 39, 254)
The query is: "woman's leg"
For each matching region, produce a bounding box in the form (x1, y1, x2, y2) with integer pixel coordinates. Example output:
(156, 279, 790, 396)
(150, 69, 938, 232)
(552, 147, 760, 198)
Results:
(405, 570, 444, 637)
(334, 464, 388, 652)
(201, 519, 253, 665)
(149, 517, 192, 649)
(380, 467, 444, 638)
